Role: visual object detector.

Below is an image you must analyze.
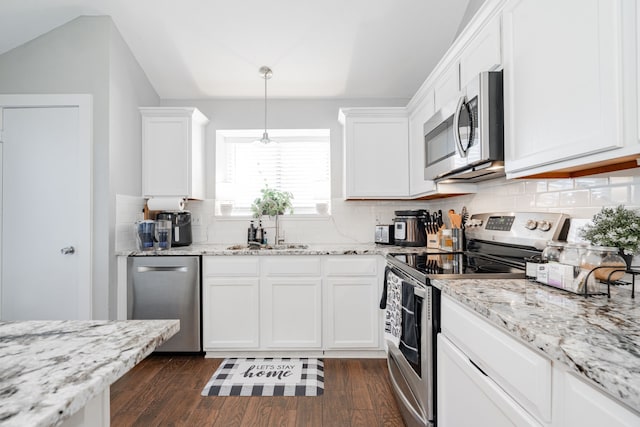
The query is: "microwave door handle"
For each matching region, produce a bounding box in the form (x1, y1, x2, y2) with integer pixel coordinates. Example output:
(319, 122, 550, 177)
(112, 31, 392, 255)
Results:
(453, 95, 466, 158)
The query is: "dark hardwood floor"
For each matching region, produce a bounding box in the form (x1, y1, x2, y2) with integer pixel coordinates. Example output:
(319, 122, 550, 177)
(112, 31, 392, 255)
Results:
(110, 354, 405, 427)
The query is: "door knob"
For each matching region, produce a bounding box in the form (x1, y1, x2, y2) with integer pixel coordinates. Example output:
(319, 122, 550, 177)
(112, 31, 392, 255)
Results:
(60, 246, 75, 255)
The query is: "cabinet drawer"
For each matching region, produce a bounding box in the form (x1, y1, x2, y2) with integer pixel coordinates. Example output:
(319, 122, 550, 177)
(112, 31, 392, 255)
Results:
(441, 295, 552, 423)
(438, 335, 543, 427)
(324, 256, 378, 276)
(203, 256, 259, 277)
(262, 256, 321, 276)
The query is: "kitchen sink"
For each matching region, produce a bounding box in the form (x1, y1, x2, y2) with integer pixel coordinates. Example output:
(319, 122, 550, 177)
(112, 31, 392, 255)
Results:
(226, 243, 309, 250)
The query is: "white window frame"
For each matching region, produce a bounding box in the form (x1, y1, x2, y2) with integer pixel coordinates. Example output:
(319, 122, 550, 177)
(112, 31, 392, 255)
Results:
(215, 129, 331, 217)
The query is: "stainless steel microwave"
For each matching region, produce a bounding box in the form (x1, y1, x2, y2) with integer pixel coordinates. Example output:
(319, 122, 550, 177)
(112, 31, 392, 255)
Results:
(423, 70, 504, 182)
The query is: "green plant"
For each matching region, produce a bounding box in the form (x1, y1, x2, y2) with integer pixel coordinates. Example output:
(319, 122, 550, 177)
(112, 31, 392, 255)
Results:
(251, 186, 294, 217)
(579, 205, 640, 255)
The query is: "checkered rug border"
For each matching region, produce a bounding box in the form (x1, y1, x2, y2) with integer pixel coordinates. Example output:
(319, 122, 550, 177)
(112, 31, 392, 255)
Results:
(201, 357, 324, 397)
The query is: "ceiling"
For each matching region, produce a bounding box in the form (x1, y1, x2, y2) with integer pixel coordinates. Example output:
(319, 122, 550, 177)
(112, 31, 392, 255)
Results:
(0, 0, 475, 99)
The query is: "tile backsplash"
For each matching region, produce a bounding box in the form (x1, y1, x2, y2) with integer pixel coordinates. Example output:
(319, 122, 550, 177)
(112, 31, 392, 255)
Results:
(115, 168, 640, 250)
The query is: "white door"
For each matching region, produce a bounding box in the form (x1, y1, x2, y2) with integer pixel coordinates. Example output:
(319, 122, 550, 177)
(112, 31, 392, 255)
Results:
(0, 95, 92, 320)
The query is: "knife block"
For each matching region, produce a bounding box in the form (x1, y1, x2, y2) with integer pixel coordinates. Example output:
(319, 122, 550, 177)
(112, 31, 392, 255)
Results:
(427, 227, 441, 249)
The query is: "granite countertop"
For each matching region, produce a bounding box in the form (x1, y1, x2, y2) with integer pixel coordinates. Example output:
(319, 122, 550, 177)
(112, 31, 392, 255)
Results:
(0, 320, 179, 427)
(119, 243, 431, 256)
(430, 277, 640, 415)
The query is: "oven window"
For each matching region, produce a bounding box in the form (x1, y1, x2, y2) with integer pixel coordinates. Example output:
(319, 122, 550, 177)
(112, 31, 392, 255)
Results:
(424, 116, 455, 167)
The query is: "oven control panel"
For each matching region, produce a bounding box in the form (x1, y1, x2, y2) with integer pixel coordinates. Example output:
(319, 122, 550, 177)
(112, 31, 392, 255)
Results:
(465, 212, 570, 250)
(485, 216, 515, 231)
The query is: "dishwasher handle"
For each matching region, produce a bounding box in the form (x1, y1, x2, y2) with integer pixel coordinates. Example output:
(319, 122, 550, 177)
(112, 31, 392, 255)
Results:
(136, 266, 188, 273)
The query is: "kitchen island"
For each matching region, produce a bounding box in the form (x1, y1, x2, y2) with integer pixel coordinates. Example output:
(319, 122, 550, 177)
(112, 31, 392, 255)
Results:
(431, 277, 640, 421)
(0, 319, 179, 427)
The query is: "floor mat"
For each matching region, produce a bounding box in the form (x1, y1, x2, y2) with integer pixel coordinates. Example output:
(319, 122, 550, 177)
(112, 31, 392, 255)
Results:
(201, 357, 324, 396)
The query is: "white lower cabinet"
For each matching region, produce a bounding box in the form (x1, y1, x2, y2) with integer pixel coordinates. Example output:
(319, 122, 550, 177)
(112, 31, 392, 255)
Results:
(262, 277, 322, 349)
(555, 367, 640, 427)
(437, 334, 542, 427)
(202, 257, 261, 350)
(202, 277, 260, 349)
(201, 255, 383, 355)
(261, 256, 322, 349)
(439, 294, 640, 427)
(323, 256, 381, 349)
(441, 296, 552, 422)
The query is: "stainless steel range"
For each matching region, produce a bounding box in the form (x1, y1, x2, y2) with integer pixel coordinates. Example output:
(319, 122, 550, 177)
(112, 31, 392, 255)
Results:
(383, 212, 570, 427)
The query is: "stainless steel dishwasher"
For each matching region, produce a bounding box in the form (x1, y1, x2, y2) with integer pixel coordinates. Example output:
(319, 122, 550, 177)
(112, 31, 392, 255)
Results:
(127, 256, 201, 352)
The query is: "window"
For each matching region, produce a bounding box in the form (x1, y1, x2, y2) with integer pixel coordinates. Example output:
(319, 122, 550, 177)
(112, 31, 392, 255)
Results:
(215, 129, 331, 215)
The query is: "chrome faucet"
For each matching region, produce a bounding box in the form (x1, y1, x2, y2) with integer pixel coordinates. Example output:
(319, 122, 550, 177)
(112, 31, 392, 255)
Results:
(275, 215, 284, 245)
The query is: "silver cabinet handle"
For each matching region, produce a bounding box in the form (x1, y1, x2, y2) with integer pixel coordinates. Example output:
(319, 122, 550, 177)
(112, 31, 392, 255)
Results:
(60, 246, 75, 255)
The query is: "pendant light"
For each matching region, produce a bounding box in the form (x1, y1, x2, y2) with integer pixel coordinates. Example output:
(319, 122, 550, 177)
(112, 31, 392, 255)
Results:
(257, 66, 274, 144)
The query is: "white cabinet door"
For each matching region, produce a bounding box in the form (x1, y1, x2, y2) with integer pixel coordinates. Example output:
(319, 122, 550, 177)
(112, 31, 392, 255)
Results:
(324, 277, 380, 349)
(262, 277, 322, 349)
(340, 108, 409, 199)
(408, 90, 437, 197)
(141, 107, 208, 199)
(502, 0, 626, 177)
(437, 335, 542, 427)
(555, 368, 640, 427)
(459, 15, 502, 88)
(202, 277, 260, 350)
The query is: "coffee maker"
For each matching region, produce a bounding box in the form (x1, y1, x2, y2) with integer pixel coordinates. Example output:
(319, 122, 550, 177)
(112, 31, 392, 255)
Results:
(155, 211, 193, 247)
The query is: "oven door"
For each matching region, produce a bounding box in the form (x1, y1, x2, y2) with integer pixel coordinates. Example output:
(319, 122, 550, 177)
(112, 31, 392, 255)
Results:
(385, 267, 435, 427)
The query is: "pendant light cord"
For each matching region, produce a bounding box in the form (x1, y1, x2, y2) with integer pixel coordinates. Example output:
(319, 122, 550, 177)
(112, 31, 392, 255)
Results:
(264, 72, 268, 134)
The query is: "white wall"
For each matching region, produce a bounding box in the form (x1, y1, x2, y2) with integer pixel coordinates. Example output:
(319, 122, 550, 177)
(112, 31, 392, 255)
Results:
(0, 16, 111, 318)
(0, 16, 159, 319)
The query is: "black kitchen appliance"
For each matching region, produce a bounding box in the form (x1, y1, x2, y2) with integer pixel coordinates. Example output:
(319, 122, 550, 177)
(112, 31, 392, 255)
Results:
(393, 210, 428, 247)
(383, 211, 570, 427)
(156, 211, 193, 247)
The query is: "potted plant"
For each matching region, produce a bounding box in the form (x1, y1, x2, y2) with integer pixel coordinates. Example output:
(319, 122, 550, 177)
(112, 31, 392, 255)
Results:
(579, 205, 640, 268)
(251, 186, 294, 245)
(251, 186, 294, 217)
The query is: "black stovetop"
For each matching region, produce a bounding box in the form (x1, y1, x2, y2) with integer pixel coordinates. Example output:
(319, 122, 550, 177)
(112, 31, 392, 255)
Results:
(388, 250, 526, 280)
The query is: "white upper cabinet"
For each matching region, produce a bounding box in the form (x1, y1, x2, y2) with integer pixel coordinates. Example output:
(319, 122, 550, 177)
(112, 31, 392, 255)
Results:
(408, 89, 437, 196)
(140, 107, 209, 199)
(339, 108, 409, 199)
(459, 15, 502, 88)
(502, 0, 638, 178)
